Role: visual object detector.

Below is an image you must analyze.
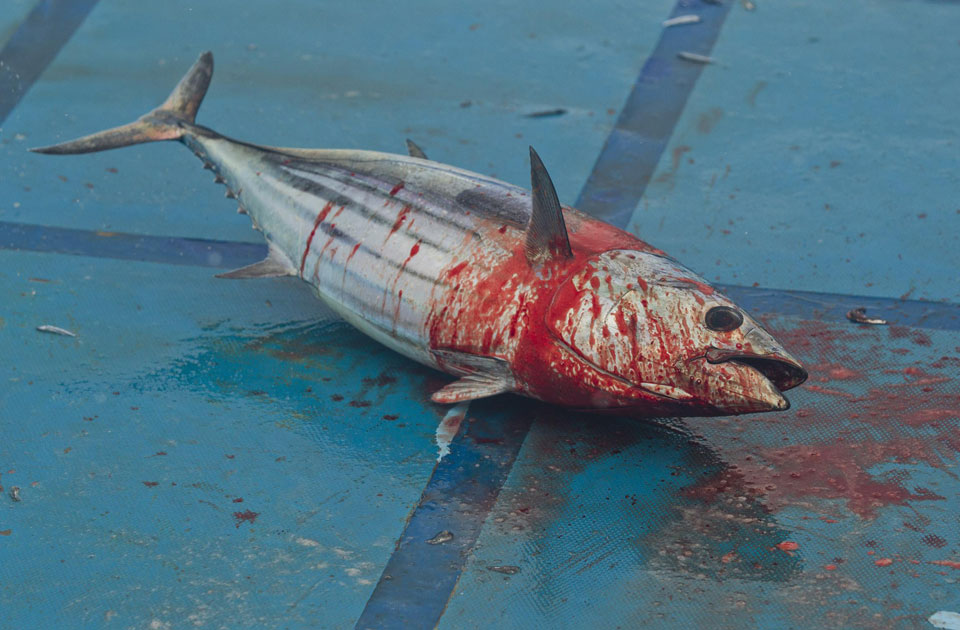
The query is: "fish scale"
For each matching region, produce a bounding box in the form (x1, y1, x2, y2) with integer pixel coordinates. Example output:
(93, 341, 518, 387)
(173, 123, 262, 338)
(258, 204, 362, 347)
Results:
(32, 51, 808, 416)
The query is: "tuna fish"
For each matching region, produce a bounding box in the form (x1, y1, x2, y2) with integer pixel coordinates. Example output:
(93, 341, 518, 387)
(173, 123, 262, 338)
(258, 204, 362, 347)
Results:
(33, 52, 807, 416)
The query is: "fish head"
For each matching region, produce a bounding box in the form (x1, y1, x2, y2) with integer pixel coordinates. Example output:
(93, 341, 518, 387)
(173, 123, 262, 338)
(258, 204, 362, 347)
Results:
(543, 249, 807, 415)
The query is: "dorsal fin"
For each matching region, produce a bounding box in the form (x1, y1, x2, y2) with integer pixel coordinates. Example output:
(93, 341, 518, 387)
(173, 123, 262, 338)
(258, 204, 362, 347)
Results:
(525, 147, 572, 266)
(405, 139, 428, 160)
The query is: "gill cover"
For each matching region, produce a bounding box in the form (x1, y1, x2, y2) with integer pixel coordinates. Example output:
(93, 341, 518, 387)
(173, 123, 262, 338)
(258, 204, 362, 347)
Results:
(545, 250, 700, 397)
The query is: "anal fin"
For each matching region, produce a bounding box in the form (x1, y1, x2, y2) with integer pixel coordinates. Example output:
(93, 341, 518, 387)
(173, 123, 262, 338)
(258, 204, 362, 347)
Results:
(215, 244, 296, 279)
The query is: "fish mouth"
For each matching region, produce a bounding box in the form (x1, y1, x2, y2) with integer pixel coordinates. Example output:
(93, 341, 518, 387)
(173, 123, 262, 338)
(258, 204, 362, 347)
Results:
(704, 347, 808, 392)
(692, 346, 807, 414)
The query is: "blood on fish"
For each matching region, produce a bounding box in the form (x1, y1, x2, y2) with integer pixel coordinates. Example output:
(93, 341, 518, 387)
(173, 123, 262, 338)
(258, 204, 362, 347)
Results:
(389, 182, 405, 196)
(386, 205, 412, 240)
(346, 242, 362, 264)
(299, 201, 335, 276)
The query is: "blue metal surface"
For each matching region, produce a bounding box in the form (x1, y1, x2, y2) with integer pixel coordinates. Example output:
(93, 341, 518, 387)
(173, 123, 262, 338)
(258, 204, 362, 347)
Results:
(1, 1, 959, 629)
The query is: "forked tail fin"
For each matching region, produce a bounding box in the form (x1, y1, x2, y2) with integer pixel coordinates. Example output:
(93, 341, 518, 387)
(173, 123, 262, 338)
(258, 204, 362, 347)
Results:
(31, 51, 214, 155)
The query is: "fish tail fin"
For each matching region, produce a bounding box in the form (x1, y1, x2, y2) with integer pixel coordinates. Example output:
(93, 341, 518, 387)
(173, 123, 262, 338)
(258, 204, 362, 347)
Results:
(31, 51, 214, 155)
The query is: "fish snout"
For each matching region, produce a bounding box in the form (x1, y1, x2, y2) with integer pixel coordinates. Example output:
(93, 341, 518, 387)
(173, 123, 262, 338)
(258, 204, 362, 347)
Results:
(685, 327, 807, 414)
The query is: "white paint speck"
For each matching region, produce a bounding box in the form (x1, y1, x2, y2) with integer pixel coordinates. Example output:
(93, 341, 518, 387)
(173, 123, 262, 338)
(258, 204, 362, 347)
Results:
(295, 537, 321, 548)
(436, 402, 469, 462)
(930, 611, 960, 630)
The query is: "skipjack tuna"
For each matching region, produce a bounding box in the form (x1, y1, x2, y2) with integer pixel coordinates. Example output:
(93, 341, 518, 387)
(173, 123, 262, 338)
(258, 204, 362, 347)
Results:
(34, 52, 807, 416)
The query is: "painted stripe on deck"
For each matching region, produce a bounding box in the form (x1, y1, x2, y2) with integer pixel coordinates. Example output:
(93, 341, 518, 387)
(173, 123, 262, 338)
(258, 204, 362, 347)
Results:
(0, 0, 100, 125)
(0, 220, 266, 269)
(355, 400, 535, 630)
(4, 219, 958, 330)
(575, 0, 734, 227)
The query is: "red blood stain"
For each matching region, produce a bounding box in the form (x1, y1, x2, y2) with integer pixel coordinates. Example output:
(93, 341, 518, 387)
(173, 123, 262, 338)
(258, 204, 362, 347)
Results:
(300, 201, 335, 275)
(810, 363, 863, 382)
(825, 564, 837, 571)
(922, 534, 947, 548)
(875, 558, 894, 567)
(142, 481, 159, 487)
(362, 373, 397, 388)
(349, 400, 372, 408)
(232, 498, 244, 503)
(685, 437, 949, 519)
(672, 276, 715, 295)
(446, 261, 469, 279)
(930, 560, 960, 569)
(233, 510, 259, 527)
(382, 414, 399, 420)
(346, 242, 362, 264)
(387, 205, 412, 240)
(389, 182, 405, 196)
(225, 454, 235, 459)
(775, 541, 799, 551)
(804, 384, 857, 399)
(331, 394, 344, 401)
(889, 326, 932, 346)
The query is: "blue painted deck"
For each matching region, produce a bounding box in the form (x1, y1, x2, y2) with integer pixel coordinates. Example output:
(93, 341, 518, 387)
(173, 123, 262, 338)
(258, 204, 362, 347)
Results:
(1, 1, 959, 629)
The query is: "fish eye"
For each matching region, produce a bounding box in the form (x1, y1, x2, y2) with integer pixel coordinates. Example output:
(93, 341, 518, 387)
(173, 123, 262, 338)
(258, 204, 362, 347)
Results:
(704, 306, 743, 332)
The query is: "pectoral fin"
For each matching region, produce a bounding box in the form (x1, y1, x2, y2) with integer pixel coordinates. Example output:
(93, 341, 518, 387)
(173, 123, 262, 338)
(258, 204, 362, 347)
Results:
(430, 349, 515, 403)
(431, 373, 513, 404)
(215, 244, 296, 279)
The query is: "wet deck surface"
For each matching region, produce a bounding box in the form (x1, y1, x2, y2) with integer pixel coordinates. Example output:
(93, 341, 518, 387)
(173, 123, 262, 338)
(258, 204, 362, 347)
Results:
(1, 1, 959, 629)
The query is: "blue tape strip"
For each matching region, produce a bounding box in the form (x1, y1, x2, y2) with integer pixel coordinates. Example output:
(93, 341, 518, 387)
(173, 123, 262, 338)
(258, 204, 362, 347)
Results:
(0, 0, 100, 124)
(5, 220, 959, 330)
(355, 401, 534, 630)
(575, 0, 733, 228)
(0, 220, 267, 270)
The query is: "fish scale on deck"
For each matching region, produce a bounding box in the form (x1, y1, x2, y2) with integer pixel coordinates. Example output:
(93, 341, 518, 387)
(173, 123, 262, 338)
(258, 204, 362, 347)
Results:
(32, 51, 807, 417)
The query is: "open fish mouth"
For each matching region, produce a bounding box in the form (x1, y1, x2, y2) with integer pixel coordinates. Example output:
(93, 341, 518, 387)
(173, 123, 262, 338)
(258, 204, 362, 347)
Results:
(704, 347, 808, 392)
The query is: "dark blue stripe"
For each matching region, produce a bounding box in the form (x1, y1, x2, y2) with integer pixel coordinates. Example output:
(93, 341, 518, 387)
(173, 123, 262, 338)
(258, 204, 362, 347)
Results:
(5, 218, 959, 330)
(0, 0, 100, 124)
(355, 401, 534, 630)
(0, 220, 267, 269)
(575, 0, 734, 228)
